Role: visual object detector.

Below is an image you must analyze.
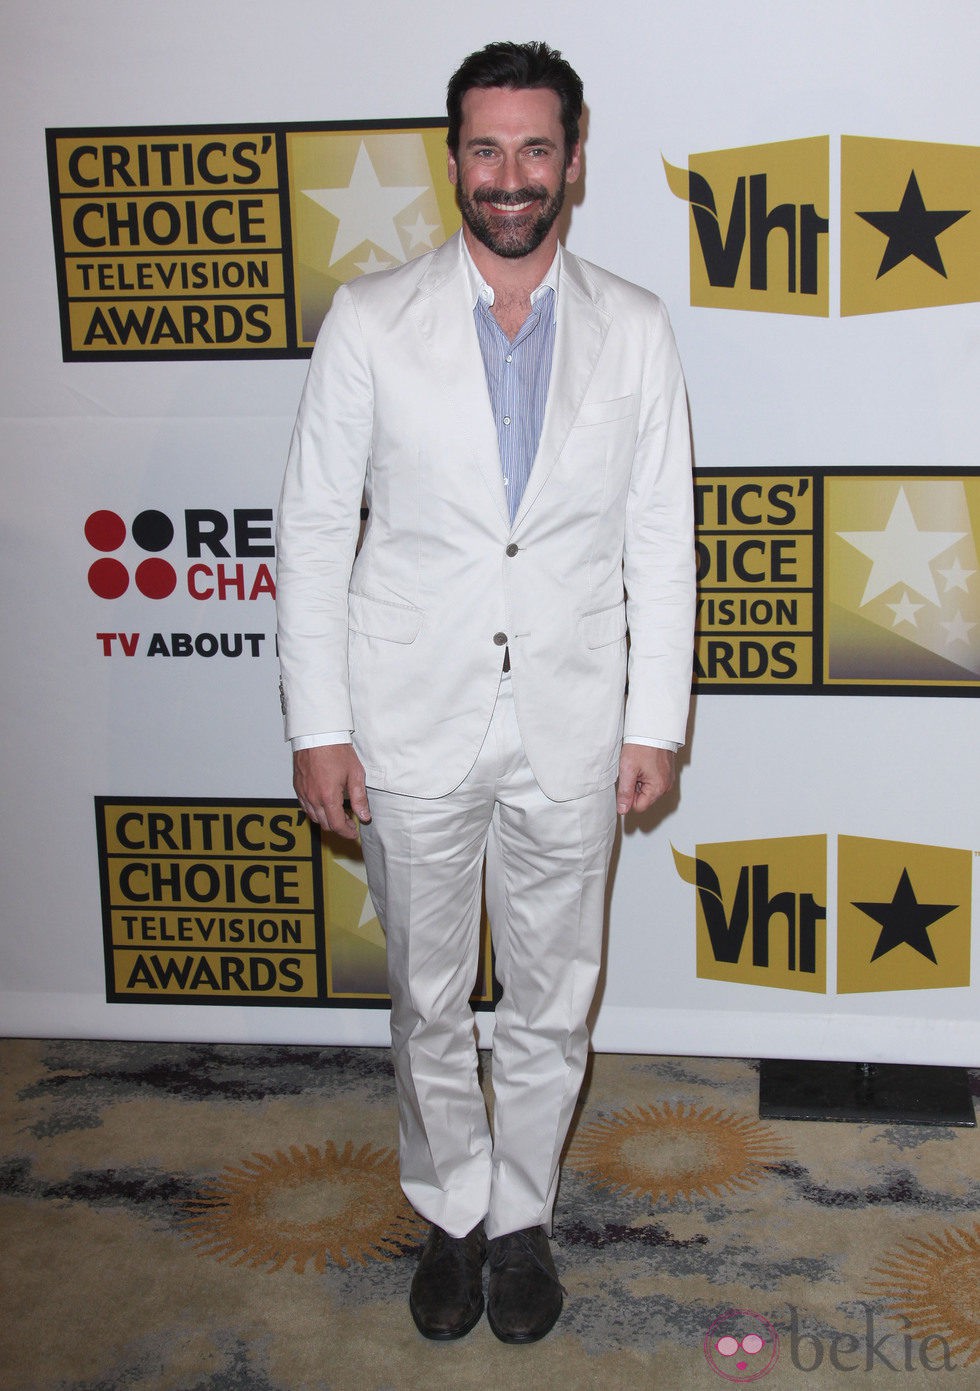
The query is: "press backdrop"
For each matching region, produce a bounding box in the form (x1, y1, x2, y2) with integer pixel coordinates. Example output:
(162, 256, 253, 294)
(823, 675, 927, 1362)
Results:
(2, 1, 977, 1063)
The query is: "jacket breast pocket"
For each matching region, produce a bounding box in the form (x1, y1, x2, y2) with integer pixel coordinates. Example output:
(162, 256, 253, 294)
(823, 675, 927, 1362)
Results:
(348, 592, 422, 643)
(572, 395, 637, 429)
(564, 397, 637, 475)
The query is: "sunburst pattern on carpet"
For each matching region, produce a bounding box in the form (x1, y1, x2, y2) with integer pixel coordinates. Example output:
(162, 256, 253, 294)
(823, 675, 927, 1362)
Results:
(182, 1140, 426, 1272)
(865, 1223, 980, 1368)
(568, 1101, 792, 1204)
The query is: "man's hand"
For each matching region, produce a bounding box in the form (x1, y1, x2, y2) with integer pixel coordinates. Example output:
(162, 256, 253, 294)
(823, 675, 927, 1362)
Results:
(616, 743, 676, 816)
(293, 743, 371, 839)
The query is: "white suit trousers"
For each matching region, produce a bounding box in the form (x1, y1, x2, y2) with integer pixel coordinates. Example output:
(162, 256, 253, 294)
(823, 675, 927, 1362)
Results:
(359, 675, 616, 1240)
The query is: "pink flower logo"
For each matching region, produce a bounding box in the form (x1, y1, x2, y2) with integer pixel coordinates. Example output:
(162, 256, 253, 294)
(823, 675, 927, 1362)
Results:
(704, 1310, 780, 1382)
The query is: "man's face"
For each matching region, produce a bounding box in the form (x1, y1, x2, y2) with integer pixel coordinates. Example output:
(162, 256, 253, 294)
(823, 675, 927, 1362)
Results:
(448, 86, 581, 260)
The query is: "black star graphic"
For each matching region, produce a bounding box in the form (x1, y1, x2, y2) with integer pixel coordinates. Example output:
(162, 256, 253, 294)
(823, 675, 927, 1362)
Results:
(852, 868, 956, 964)
(857, 170, 968, 278)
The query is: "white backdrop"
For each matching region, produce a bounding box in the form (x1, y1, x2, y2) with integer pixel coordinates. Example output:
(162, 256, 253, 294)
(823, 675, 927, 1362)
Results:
(2, 1, 977, 1062)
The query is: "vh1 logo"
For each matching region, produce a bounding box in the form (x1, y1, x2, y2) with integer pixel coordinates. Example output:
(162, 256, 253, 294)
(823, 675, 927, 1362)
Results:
(673, 836, 828, 993)
(673, 835, 973, 995)
(664, 138, 830, 318)
(664, 135, 980, 317)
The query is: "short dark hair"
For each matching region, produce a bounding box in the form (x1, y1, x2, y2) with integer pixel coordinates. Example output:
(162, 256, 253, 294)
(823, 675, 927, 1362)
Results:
(446, 41, 584, 162)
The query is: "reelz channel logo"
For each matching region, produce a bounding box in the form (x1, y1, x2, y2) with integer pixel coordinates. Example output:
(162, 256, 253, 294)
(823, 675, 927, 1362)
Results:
(85, 506, 276, 659)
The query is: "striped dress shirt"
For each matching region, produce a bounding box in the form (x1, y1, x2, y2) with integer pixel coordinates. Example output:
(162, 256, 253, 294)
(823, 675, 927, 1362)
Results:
(471, 272, 556, 522)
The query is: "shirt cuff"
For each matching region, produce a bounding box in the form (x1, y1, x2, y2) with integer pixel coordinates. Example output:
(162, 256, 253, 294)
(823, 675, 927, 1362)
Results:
(623, 736, 681, 752)
(291, 731, 352, 750)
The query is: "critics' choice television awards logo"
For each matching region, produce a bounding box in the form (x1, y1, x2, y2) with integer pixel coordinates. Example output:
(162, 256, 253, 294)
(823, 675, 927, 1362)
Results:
(664, 135, 979, 315)
(95, 797, 497, 1009)
(691, 468, 980, 694)
(674, 835, 972, 994)
(46, 122, 459, 359)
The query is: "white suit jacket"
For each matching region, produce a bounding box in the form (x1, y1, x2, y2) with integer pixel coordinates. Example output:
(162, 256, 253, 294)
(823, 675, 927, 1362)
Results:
(276, 232, 695, 802)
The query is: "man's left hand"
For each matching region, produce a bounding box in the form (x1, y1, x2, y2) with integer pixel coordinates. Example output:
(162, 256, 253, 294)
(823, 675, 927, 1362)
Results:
(616, 744, 676, 816)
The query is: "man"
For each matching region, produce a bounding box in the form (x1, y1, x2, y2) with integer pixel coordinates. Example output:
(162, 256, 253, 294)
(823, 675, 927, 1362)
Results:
(276, 41, 695, 1343)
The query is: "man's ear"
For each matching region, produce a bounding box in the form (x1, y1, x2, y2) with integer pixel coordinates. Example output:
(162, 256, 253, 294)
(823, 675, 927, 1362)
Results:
(447, 148, 459, 186)
(565, 141, 582, 185)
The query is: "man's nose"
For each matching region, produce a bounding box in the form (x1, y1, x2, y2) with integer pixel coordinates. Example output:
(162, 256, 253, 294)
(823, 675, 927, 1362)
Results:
(497, 153, 524, 188)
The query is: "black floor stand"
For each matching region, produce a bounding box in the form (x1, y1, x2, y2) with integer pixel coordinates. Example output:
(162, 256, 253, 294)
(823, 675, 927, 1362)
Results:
(758, 1059, 976, 1126)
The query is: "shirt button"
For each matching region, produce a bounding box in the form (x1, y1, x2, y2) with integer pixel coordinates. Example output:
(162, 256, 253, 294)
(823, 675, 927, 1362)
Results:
(505, 354, 513, 363)
(493, 632, 508, 646)
(506, 543, 518, 557)
(503, 416, 511, 426)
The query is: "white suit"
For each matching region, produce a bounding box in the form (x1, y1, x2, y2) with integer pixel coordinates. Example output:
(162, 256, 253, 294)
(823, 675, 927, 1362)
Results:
(277, 230, 695, 1237)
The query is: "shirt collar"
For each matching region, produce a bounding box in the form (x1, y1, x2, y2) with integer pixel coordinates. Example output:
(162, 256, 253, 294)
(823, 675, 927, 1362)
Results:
(460, 234, 561, 309)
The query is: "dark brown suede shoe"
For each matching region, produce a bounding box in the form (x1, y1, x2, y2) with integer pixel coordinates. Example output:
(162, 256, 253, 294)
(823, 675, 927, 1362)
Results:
(409, 1223, 487, 1340)
(487, 1226, 565, 1343)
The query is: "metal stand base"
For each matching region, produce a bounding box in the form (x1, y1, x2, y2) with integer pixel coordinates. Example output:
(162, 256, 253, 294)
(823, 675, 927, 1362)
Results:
(758, 1059, 976, 1126)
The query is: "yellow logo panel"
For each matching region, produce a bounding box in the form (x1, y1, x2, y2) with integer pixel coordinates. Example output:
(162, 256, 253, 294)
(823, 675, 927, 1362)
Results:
(320, 837, 390, 1001)
(287, 128, 460, 345)
(97, 799, 322, 1002)
(841, 136, 979, 316)
(674, 837, 827, 992)
(694, 472, 817, 688)
(664, 138, 830, 316)
(826, 475, 980, 685)
(838, 836, 972, 993)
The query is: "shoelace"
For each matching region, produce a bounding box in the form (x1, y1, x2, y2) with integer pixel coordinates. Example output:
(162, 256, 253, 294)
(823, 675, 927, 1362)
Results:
(434, 1227, 486, 1269)
(489, 1230, 567, 1294)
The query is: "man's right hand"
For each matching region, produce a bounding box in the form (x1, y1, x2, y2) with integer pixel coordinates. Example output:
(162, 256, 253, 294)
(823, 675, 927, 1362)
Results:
(293, 743, 371, 839)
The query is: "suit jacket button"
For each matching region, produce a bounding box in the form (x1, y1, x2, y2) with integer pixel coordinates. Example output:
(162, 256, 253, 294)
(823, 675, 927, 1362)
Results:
(493, 632, 508, 646)
(505, 543, 519, 556)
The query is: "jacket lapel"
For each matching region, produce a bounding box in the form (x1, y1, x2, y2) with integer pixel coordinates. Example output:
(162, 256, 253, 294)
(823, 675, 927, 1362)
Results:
(411, 234, 509, 526)
(512, 248, 610, 529)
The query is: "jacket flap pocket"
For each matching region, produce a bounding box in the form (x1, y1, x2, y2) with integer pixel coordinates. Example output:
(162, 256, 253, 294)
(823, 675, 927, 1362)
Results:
(581, 604, 627, 648)
(349, 593, 422, 643)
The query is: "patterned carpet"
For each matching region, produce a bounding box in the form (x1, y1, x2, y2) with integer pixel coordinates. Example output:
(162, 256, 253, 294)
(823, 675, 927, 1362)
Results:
(1, 1039, 977, 1390)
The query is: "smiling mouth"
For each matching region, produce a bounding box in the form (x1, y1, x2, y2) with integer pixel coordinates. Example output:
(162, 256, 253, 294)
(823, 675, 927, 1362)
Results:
(473, 187, 544, 214)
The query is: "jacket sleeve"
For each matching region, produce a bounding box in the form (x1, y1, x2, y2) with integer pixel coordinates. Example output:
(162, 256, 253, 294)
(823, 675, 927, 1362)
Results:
(275, 284, 374, 740)
(622, 299, 696, 745)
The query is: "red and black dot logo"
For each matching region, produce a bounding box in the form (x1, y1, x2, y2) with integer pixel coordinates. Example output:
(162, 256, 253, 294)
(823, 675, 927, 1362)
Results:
(86, 509, 179, 599)
(84, 508, 276, 601)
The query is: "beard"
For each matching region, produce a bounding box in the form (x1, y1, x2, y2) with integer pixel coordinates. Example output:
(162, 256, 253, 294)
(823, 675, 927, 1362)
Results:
(456, 174, 567, 259)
